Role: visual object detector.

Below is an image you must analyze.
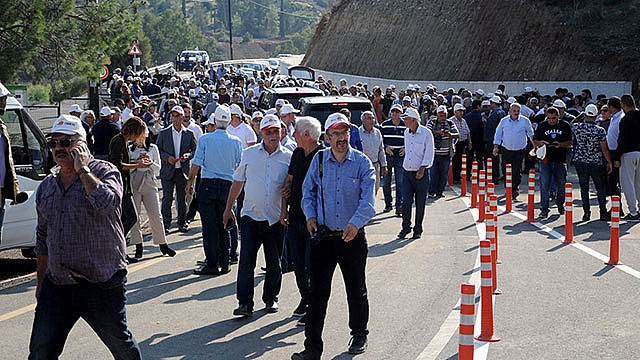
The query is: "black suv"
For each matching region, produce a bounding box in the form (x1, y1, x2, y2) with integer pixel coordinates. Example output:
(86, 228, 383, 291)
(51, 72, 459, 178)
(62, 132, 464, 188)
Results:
(257, 87, 324, 112)
(298, 96, 374, 127)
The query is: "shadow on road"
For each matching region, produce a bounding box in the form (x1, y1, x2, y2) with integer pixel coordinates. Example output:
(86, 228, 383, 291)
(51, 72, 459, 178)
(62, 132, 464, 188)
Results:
(165, 274, 265, 305)
(368, 236, 417, 258)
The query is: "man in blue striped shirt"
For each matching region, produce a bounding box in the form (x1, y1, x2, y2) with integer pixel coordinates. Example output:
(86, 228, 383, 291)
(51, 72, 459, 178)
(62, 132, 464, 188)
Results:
(292, 113, 375, 360)
(380, 103, 406, 215)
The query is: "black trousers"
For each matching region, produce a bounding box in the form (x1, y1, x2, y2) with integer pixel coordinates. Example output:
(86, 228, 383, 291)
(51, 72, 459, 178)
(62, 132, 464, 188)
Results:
(485, 142, 500, 184)
(121, 193, 138, 237)
(304, 232, 369, 355)
(467, 143, 485, 178)
(500, 148, 525, 191)
(452, 140, 468, 181)
(606, 165, 621, 196)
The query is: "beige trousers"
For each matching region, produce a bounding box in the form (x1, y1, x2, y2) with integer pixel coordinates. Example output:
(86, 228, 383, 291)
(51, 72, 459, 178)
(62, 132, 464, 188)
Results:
(130, 171, 167, 245)
(620, 151, 640, 215)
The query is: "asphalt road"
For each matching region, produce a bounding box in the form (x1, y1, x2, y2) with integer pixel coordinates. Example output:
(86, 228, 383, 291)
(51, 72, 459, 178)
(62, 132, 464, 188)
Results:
(1, 178, 639, 359)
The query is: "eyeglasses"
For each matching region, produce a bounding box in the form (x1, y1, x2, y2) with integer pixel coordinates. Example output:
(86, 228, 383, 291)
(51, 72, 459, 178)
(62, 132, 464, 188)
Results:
(601, 109, 609, 113)
(327, 130, 349, 138)
(47, 139, 79, 148)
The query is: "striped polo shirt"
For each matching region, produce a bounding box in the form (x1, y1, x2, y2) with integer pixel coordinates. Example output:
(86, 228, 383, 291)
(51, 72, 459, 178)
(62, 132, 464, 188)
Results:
(381, 119, 406, 149)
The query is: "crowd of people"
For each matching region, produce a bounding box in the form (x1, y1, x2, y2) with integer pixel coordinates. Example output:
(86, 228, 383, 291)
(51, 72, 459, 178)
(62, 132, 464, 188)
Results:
(25, 61, 640, 360)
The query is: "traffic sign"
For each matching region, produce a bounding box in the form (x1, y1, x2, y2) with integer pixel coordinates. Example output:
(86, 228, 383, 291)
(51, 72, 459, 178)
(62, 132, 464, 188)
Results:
(100, 66, 109, 80)
(128, 41, 142, 56)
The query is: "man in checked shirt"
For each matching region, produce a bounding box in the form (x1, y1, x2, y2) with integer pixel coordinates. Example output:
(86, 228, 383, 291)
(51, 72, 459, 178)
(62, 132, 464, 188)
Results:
(29, 116, 141, 359)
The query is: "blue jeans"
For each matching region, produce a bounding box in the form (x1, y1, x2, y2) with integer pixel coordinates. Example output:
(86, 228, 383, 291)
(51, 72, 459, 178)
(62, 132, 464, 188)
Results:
(237, 216, 284, 308)
(287, 220, 311, 302)
(198, 178, 232, 268)
(29, 270, 141, 360)
(382, 155, 404, 208)
(539, 161, 567, 211)
(574, 161, 608, 214)
(401, 169, 430, 234)
(429, 154, 450, 195)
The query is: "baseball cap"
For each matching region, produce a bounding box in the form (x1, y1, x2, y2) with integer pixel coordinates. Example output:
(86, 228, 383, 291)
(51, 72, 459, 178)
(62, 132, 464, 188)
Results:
(481, 100, 491, 107)
(275, 99, 287, 107)
(132, 101, 142, 109)
(495, 89, 503, 95)
(280, 103, 300, 116)
(50, 115, 86, 140)
(69, 104, 82, 114)
(99, 106, 115, 117)
(202, 116, 216, 127)
(170, 105, 184, 115)
(475, 89, 485, 96)
(390, 103, 403, 112)
(507, 96, 517, 104)
(490, 96, 502, 104)
(324, 112, 350, 131)
(0, 82, 11, 97)
(260, 114, 281, 131)
(229, 103, 243, 116)
(585, 104, 598, 117)
(402, 96, 411, 102)
(251, 111, 264, 121)
(266, 108, 277, 115)
(454, 103, 466, 112)
(553, 99, 566, 108)
(436, 105, 448, 114)
(401, 108, 420, 120)
(524, 86, 533, 93)
(214, 104, 231, 124)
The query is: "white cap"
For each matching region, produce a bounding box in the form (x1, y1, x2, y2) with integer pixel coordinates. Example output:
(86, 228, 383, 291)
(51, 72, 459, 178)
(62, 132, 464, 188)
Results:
(407, 84, 415, 91)
(212, 93, 219, 101)
(495, 89, 503, 95)
(585, 104, 598, 117)
(214, 104, 231, 124)
(99, 106, 115, 117)
(390, 103, 403, 112)
(524, 86, 533, 92)
(553, 99, 566, 108)
(454, 103, 466, 112)
(436, 105, 448, 114)
(170, 105, 184, 115)
(402, 96, 411, 102)
(275, 99, 286, 107)
(126, 76, 133, 81)
(401, 108, 420, 120)
(266, 108, 277, 115)
(280, 103, 299, 116)
(487, 93, 495, 99)
(490, 96, 502, 104)
(324, 112, 350, 131)
(481, 100, 491, 107)
(422, 95, 431, 101)
(475, 89, 485, 96)
(251, 111, 264, 121)
(507, 96, 517, 104)
(69, 104, 82, 114)
(0, 82, 11, 97)
(260, 114, 281, 131)
(229, 103, 243, 116)
(202, 116, 216, 126)
(50, 115, 87, 140)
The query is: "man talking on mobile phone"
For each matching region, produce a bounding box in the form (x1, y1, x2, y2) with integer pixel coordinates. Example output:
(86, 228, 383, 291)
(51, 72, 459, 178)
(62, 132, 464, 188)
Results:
(29, 115, 141, 359)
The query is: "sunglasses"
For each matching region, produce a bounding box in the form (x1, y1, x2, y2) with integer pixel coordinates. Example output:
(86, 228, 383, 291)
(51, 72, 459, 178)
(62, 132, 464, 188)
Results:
(47, 139, 79, 148)
(601, 109, 609, 113)
(390, 109, 401, 113)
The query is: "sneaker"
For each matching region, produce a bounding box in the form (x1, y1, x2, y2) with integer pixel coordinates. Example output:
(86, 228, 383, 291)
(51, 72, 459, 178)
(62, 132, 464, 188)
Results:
(293, 301, 307, 317)
(624, 213, 640, 222)
(549, 191, 556, 201)
(265, 300, 279, 313)
(296, 314, 307, 327)
(538, 210, 549, 219)
(582, 211, 591, 222)
(558, 204, 565, 215)
(428, 193, 437, 198)
(348, 335, 368, 354)
(395, 207, 403, 217)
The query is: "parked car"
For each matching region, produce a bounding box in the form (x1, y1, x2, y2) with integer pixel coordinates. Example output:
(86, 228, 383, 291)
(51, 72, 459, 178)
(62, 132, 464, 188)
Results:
(0, 96, 53, 258)
(257, 87, 324, 112)
(298, 96, 374, 127)
(288, 66, 315, 82)
(176, 50, 210, 71)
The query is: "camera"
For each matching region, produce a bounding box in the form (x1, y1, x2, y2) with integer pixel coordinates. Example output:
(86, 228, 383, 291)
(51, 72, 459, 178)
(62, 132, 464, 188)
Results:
(310, 225, 331, 246)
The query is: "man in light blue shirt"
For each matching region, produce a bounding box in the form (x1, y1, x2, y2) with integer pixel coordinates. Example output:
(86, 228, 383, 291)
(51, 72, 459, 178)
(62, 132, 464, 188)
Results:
(292, 113, 375, 359)
(492, 103, 534, 198)
(187, 105, 242, 276)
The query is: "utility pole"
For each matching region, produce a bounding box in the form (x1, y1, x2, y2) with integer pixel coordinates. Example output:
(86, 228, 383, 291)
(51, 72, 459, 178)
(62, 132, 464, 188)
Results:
(279, 0, 285, 39)
(228, 0, 233, 60)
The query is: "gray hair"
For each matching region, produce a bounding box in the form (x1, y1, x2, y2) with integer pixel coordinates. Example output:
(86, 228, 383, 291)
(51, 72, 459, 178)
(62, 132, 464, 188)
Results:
(295, 116, 322, 141)
(80, 110, 95, 122)
(361, 111, 375, 121)
(510, 102, 522, 110)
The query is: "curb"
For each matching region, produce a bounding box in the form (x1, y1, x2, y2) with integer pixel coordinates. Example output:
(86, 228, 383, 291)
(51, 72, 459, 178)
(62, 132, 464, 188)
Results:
(0, 272, 36, 290)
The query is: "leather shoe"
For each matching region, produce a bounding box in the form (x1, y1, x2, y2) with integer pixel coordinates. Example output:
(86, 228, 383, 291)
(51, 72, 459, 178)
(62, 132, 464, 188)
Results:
(219, 265, 231, 274)
(383, 206, 392, 213)
(178, 224, 189, 233)
(159, 244, 176, 257)
(348, 335, 367, 354)
(126, 255, 138, 264)
(134, 244, 143, 258)
(193, 266, 220, 276)
(265, 301, 279, 313)
(233, 304, 253, 317)
(291, 350, 320, 360)
(412, 232, 422, 239)
(397, 228, 411, 239)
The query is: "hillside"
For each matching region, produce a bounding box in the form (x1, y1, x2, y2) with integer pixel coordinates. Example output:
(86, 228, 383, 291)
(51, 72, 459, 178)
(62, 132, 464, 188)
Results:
(304, 0, 640, 88)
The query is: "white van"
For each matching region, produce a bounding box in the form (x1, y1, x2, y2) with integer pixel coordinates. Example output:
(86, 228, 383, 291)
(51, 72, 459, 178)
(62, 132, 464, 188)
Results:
(0, 96, 53, 257)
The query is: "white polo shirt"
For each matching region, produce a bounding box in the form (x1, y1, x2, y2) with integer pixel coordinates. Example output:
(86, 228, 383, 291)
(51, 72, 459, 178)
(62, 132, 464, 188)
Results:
(227, 122, 257, 149)
(403, 125, 435, 171)
(233, 143, 292, 225)
(172, 125, 184, 168)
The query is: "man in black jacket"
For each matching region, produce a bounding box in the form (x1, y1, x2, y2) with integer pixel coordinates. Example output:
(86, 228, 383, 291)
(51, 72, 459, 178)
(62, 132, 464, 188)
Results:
(615, 94, 640, 221)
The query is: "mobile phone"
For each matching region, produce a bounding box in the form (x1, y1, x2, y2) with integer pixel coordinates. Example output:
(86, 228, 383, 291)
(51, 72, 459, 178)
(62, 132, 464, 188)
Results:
(70, 149, 78, 161)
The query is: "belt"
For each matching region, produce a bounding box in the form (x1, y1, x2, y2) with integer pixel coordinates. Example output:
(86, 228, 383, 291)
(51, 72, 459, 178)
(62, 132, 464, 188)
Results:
(325, 228, 365, 238)
(202, 178, 232, 184)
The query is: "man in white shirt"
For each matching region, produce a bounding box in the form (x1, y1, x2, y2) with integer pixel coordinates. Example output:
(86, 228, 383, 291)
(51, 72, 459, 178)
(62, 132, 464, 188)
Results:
(182, 103, 203, 142)
(606, 97, 624, 203)
(227, 104, 257, 149)
(359, 111, 387, 195)
(224, 114, 293, 317)
(399, 108, 435, 239)
(450, 103, 471, 183)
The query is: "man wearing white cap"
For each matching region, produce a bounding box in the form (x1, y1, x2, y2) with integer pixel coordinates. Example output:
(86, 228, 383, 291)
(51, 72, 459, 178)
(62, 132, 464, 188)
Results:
(427, 105, 459, 198)
(187, 105, 243, 275)
(292, 113, 375, 359)
(92, 106, 120, 161)
(156, 105, 198, 233)
(484, 96, 506, 183)
(227, 103, 257, 149)
(280, 103, 299, 139)
(380, 103, 407, 214)
(398, 108, 434, 239)
(69, 104, 82, 118)
(450, 103, 471, 183)
(30, 115, 141, 359)
(223, 114, 292, 317)
(0, 82, 22, 239)
(275, 98, 286, 116)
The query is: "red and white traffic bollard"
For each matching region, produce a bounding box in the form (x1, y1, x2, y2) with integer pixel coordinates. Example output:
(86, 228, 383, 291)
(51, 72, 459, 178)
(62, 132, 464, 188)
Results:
(458, 283, 475, 360)
(526, 169, 536, 223)
(475, 240, 501, 342)
(471, 161, 478, 208)
(606, 196, 623, 266)
(490, 195, 501, 264)
(448, 164, 454, 186)
(461, 154, 467, 196)
(505, 164, 513, 213)
(564, 183, 574, 244)
(487, 157, 493, 183)
(478, 170, 486, 222)
(487, 182, 495, 215)
(486, 211, 502, 295)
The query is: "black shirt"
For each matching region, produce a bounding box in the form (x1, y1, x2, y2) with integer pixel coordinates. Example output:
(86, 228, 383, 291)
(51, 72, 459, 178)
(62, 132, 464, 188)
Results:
(616, 109, 640, 161)
(287, 144, 323, 223)
(465, 110, 484, 146)
(534, 120, 572, 163)
(92, 118, 120, 156)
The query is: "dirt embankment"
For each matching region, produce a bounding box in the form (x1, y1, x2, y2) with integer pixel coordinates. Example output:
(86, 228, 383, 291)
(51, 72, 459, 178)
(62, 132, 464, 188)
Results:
(304, 0, 640, 88)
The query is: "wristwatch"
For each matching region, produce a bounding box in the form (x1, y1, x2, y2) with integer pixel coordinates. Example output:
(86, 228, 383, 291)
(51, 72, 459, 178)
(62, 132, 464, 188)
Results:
(77, 166, 91, 175)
